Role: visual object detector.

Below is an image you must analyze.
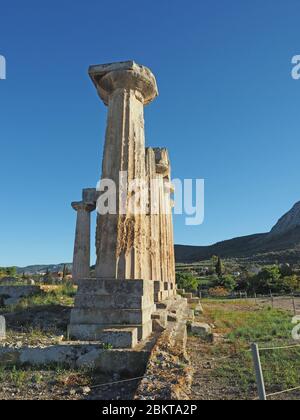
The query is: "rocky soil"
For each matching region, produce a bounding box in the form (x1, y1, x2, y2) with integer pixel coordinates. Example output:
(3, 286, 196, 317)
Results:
(0, 368, 139, 400)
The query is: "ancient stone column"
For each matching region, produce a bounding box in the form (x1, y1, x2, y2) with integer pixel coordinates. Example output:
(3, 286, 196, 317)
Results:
(144, 147, 177, 301)
(69, 62, 173, 344)
(71, 201, 95, 282)
(89, 61, 158, 280)
(145, 148, 161, 283)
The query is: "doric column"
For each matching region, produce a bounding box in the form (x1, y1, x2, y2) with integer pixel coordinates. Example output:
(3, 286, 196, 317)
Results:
(72, 201, 95, 282)
(153, 149, 176, 298)
(145, 147, 161, 282)
(89, 61, 158, 280)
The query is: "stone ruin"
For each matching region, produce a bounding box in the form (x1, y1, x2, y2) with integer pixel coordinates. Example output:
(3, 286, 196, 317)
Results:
(0, 62, 200, 395)
(68, 61, 178, 347)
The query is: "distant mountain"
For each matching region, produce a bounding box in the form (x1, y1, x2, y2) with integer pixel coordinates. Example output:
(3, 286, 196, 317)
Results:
(271, 201, 300, 235)
(175, 202, 300, 264)
(16, 264, 72, 275)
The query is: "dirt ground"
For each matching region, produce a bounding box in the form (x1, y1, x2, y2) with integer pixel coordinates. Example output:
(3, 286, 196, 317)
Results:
(0, 369, 139, 400)
(0, 301, 140, 400)
(257, 296, 300, 314)
(187, 299, 256, 400)
(187, 336, 249, 400)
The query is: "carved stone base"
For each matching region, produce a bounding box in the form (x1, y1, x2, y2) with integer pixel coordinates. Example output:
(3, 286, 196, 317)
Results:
(154, 281, 177, 303)
(69, 278, 155, 345)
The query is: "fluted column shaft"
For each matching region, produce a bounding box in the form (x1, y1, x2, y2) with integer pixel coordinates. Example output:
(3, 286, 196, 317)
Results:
(72, 202, 95, 282)
(90, 63, 158, 280)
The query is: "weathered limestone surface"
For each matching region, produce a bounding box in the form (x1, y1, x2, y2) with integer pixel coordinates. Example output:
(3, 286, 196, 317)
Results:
(72, 202, 95, 282)
(194, 304, 204, 316)
(190, 322, 212, 340)
(92, 62, 158, 280)
(69, 278, 155, 341)
(135, 297, 192, 400)
(145, 148, 176, 301)
(0, 344, 150, 376)
(68, 327, 138, 349)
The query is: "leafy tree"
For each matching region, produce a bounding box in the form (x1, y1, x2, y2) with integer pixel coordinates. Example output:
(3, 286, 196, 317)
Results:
(215, 257, 223, 278)
(281, 275, 300, 293)
(6, 267, 17, 277)
(236, 272, 255, 292)
(176, 272, 198, 293)
(280, 264, 293, 277)
(212, 274, 237, 292)
(211, 255, 218, 266)
(237, 266, 300, 295)
(252, 266, 281, 294)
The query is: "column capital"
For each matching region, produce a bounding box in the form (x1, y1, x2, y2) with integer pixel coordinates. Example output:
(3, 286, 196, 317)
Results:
(89, 61, 158, 106)
(72, 201, 95, 213)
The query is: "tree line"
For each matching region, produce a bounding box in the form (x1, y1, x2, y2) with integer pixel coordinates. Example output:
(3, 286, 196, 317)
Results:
(176, 257, 300, 296)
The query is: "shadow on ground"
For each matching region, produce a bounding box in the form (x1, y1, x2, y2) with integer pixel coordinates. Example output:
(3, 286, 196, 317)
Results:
(3, 305, 71, 335)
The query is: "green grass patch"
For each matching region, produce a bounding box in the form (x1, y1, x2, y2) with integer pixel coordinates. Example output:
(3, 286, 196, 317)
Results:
(0, 284, 76, 314)
(202, 301, 300, 396)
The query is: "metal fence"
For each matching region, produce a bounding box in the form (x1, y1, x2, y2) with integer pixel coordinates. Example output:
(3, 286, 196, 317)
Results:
(200, 292, 300, 316)
(251, 342, 300, 400)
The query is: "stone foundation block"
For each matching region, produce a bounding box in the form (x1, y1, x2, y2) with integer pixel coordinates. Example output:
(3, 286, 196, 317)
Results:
(182, 293, 193, 299)
(75, 293, 153, 310)
(194, 304, 204, 316)
(0, 344, 151, 377)
(167, 314, 178, 322)
(69, 279, 155, 344)
(151, 310, 168, 328)
(190, 322, 212, 340)
(154, 281, 176, 303)
(70, 305, 155, 326)
(188, 297, 201, 304)
(154, 290, 169, 302)
(77, 278, 154, 298)
(152, 319, 166, 332)
(68, 327, 138, 349)
(69, 320, 152, 342)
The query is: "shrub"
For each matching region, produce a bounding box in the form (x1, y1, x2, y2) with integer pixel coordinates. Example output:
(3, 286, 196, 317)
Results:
(212, 274, 237, 292)
(176, 272, 198, 292)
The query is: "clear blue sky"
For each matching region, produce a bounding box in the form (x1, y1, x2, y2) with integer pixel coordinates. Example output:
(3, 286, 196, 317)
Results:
(0, 0, 300, 267)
